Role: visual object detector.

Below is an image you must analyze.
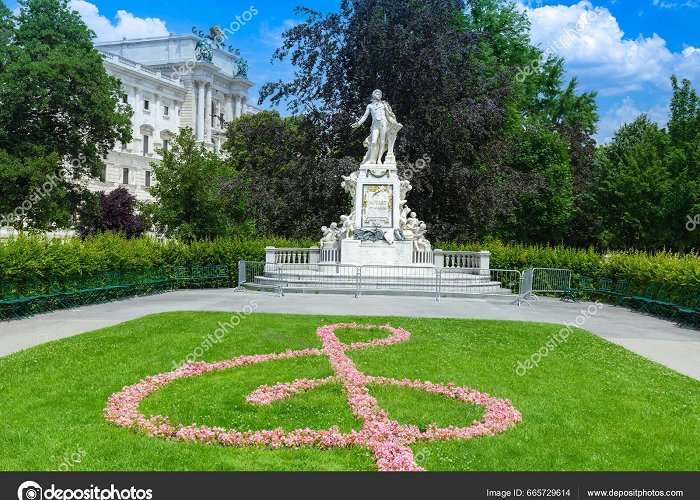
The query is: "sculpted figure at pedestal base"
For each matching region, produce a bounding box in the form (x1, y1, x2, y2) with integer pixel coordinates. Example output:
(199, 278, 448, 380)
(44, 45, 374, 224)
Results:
(341, 171, 359, 206)
(414, 222, 431, 251)
(320, 223, 340, 247)
(399, 179, 412, 203)
(355, 227, 386, 242)
(339, 213, 356, 240)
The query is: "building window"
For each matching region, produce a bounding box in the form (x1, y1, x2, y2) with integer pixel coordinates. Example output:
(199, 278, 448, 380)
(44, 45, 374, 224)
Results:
(143, 100, 149, 110)
(163, 139, 169, 152)
(122, 168, 129, 185)
(145, 171, 151, 188)
(101, 166, 107, 182)
(143, 135, 149, 156)
(121, 141, 127, 151)
(122, 93, 128, 104)
(163, 105, 169, 116)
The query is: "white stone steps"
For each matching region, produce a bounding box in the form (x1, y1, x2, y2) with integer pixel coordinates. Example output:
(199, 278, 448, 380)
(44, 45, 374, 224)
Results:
(248, 275, 513, 295)
(243, 282, 513, 298)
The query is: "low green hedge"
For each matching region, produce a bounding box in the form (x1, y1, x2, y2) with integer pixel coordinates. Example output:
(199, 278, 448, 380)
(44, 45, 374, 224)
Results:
(1, 235, 698, 300)
(0, 234, 312, 283)
(439, 240, 700, 299)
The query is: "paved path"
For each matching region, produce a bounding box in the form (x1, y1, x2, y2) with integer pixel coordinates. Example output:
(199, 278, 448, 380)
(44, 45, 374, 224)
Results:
(1, 290, 698, 380)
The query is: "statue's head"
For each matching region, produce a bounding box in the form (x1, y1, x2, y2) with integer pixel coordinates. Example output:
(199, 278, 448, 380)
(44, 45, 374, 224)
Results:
(371, 89, 382, 101)
(330, 222, 338, 229)
(410, 212, 417, 218)
(321, 226, 328, 232)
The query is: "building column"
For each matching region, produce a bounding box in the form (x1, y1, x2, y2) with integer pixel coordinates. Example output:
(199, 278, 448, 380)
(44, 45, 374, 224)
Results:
(196, 81, 205, 142)
(241, 96, 248, 116)
(225, 94, 233, 122)
(204, 83, 212, 143)
(131, 86, 141, 153)
(234, 95, 242, 118)
(154, 93, 160, 135)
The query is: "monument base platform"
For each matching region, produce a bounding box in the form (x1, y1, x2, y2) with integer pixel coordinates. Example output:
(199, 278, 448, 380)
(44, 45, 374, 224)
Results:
(340, 239, 420, 266)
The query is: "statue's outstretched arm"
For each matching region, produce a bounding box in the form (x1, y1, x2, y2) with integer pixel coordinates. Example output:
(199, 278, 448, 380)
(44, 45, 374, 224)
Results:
(351, 105, 371, 128)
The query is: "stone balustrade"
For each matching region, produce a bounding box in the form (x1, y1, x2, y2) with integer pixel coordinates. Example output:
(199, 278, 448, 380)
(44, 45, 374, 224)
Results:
(265, 247, 320, 265)
(0, 227, 75, 240)
(434, 250, 490, 275)
(320, 247, 341, 263)
(265, 246, 490, 275)
(412, 250, 434, 265)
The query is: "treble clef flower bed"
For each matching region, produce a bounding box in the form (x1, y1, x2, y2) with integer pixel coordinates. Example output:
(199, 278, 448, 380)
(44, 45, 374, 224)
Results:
(105, 324, 522, 471)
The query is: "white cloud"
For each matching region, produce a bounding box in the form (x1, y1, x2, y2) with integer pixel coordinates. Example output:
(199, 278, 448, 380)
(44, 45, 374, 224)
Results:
(597, 96, 669, 143)
(516, 1, 700, 141)
(652, 0, 699, 8)
(516, 1, 700, 95)
(69, 0, 170, 42)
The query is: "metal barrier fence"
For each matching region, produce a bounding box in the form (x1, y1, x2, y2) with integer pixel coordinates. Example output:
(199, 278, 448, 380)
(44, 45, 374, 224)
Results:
(280, 263, 360, 296)
(531, 268, 572, 293)
(515, 268, 534, 306)
(358, 266, 439, 298)
(439, 268, 522, 297)
(514, 268, 573, 306)
(237, 261, 283, 295)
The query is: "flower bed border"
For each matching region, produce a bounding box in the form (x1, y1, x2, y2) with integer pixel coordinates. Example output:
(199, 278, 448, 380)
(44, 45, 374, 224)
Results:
(105, 323, 522, 471)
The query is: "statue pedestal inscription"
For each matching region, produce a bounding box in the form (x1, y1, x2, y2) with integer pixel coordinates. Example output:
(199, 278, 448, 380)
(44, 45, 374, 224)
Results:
(355, 170, 401, 231)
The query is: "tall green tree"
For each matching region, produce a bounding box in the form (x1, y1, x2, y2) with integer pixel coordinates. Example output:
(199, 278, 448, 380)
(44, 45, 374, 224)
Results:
(0, 0, 132, 173)
(261, 0, 536, 240)
(506, 129, 574, 243)
(593, 116, 672, 250)
(0, 1, 13, 70)
(461, 0, 597, 244)
(0, 0, 132, 229)
(664, 76, 700, 252)
(148, 129, 245, 242)
(223, 111, 351, 238)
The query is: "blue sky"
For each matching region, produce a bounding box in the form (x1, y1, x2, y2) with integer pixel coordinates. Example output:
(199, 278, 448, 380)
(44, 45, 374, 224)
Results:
(7, 0, 700, 142)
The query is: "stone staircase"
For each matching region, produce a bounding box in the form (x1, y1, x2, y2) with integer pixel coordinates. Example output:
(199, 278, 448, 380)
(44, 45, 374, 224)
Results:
(243, 266, 515, 298)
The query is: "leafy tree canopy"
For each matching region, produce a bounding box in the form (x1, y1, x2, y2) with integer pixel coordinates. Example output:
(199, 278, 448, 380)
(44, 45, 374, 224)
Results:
(0, 0, 132, 174)
(76, 186, 146, 239)
(0, 0, 133, 231)
(147, 128, 246, 242)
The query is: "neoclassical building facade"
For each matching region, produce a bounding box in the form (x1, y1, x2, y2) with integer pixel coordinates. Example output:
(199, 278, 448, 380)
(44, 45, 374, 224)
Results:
(89, 33, 260, 201)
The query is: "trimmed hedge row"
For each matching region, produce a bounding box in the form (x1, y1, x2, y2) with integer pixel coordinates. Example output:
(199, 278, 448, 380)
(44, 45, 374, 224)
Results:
(1, 235, 698, 297)
(0, 234, 312, 283)
(439, 240, 700, 297)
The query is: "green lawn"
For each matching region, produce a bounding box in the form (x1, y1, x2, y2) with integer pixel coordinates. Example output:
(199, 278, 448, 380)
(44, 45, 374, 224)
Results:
(0, 312, 698, 471)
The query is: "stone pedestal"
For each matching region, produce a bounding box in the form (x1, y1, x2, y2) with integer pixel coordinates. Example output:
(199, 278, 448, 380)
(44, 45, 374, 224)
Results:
(341, 239, 414, 266)
(352, 166, 401, 234)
